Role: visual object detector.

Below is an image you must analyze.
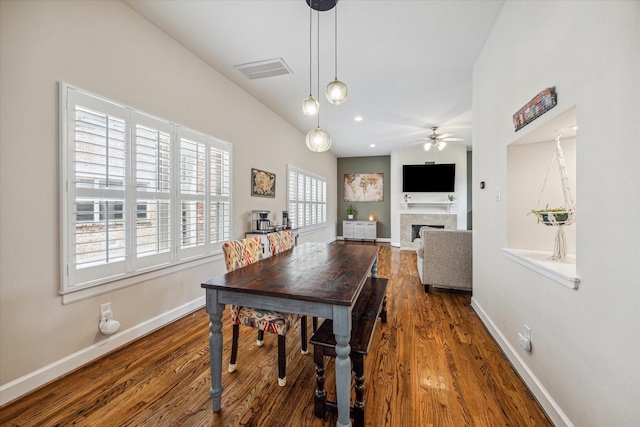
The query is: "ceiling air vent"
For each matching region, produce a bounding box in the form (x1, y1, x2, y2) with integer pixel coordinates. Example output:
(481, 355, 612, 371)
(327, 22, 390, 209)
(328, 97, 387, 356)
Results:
(234, 58, 293, 80)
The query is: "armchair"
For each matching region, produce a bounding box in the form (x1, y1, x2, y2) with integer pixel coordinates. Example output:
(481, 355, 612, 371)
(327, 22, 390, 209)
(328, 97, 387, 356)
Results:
(413, 227, 472, 292)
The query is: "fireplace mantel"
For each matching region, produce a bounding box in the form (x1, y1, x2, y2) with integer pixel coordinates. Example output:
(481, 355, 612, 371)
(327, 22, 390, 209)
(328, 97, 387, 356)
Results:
(402, 201, 455, 213)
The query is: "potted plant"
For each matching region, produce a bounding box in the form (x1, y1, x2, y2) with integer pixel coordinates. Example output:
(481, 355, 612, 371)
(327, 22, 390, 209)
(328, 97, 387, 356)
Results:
(528, 204, 575, 226)
(447, 194, 456, 201)
(346, 205, 355, 220)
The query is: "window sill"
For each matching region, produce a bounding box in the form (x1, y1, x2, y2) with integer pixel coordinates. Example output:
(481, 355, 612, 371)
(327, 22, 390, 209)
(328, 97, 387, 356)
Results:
(503, 248, 580, 290)
(60, 252, 223, 304)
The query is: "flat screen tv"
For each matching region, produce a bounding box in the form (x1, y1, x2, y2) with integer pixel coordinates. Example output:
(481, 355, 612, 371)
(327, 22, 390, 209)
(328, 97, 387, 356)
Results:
(402, 163, 455, 192)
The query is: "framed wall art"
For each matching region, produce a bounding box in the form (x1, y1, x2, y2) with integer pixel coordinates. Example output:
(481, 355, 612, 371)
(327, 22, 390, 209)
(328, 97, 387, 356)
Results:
(344, 173, 384, 202)
(513, 87, 557, 131)
(251, 168, 276, 198)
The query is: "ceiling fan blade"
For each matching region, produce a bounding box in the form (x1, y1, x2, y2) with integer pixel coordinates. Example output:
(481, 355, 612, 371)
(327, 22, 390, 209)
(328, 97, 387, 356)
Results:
(438, 133, 453, 139)
(442, 137, 464, 142)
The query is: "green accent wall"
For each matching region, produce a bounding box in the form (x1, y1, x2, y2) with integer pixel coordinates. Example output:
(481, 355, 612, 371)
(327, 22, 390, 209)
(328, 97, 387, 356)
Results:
(337, 156, 391, 238)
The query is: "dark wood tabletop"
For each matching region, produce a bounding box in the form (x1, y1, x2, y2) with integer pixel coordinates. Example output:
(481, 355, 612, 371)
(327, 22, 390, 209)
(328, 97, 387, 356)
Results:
(202, 242, 379, 306)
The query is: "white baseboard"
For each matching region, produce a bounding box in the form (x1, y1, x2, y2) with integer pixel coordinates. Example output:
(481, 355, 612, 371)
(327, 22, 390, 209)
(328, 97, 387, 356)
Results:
(471, 297, 573, 427)
(0, 296, 205, 406)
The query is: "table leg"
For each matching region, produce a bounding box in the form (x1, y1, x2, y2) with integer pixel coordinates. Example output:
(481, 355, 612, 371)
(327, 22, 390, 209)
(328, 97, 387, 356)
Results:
(333, 305, 352, 427)
(206, 289, 224, 412)
(353, 354, 366, 427)
(313, 346, 327, 418)
(371, 255, 378, 278)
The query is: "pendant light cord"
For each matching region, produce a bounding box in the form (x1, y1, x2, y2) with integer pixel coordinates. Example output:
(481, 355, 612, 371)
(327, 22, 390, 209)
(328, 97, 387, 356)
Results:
(334, 4, 338, 79)
(308, 7, 312, 96)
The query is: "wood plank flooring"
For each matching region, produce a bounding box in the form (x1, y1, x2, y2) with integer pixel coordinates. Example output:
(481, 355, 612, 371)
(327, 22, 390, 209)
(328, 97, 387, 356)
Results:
(0, 243, 552, 426)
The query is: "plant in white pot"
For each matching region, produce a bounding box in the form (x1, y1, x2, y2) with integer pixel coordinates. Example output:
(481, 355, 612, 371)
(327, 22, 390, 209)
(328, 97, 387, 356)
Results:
(346, 205, 355, 220)
(528, 204, 575, 226)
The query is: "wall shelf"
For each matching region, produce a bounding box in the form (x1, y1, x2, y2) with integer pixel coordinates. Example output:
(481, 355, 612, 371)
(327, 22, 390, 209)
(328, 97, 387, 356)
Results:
(402, 201, 455, 213)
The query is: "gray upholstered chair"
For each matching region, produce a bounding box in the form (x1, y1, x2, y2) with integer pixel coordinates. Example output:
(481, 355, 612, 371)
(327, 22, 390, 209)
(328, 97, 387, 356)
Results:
(413, 227, 472, 292)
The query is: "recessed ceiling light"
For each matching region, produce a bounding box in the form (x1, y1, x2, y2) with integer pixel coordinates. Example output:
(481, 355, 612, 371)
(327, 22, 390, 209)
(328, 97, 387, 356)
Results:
(354, 116, 363, 122)
(370, 144, 376, 148)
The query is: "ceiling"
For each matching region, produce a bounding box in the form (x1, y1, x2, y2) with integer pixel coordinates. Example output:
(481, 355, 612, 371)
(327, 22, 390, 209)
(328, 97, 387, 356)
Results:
(124, 0, 505, 158)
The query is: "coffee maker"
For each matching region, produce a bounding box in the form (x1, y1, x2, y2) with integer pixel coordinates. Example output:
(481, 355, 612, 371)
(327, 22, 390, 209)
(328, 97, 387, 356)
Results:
(252, 210, 271, 232)
(282, 211, 291, 229)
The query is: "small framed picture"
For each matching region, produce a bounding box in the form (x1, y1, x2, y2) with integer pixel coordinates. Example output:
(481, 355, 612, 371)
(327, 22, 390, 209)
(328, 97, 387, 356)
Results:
(251, 168, 276, 198)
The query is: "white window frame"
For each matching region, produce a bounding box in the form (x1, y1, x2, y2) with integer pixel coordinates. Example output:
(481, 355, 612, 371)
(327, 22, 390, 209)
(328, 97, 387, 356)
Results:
(286, 164, 327, 232)
(60, 83, 232, 301)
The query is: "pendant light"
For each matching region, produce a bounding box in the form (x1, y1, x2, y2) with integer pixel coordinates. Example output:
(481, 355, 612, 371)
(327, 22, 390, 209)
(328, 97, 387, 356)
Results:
(306, 125, 332, 152)
(306, 7, 332, 152)
(301, 6, 319, 116)
(325, 2, 347, 105)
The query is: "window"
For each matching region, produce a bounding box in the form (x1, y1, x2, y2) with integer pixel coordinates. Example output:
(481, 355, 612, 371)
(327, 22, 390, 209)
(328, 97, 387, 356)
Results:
(60, 84, 232, 294)
(287, 165, 327, 231)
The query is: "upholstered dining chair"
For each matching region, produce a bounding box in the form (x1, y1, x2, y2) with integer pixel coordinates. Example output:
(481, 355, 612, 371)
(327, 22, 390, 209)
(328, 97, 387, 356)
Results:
(267, 230, 318, 333)
(266, 229, 293, 257)
(221, 236, 307, 386)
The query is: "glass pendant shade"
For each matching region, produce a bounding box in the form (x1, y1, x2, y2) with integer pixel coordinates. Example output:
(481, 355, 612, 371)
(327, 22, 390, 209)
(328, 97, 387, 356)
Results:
(325, 79, 348, 105)
(438, 141, 446, 150)
(302, 95, 319, 116)
(306, 127, 332, 152)
(423, 142, 432, 151)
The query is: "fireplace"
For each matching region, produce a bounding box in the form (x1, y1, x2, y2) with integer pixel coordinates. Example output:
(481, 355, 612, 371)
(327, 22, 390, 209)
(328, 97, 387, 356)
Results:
(400, 213, 457, 248)
(411, 224, 444, 241)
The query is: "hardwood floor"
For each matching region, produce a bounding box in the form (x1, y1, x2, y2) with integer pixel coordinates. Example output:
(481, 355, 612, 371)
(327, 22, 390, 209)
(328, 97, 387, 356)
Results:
(0, 243, 552, 427)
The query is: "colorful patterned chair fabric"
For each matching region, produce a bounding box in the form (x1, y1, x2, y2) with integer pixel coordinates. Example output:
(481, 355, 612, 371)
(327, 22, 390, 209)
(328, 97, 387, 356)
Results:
(222, 236, 262, 271)
(267, 229, 293, 256)
(221, 237, 307, 386)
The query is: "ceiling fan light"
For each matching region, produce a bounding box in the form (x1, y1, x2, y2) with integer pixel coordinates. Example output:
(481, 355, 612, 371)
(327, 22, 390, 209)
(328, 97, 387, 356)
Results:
(423, 142, 432, 151)
(325, 79, 348, 105)
(306, 127, 332, 152)
(302, 95, 319, 116)
(438, 141, 447, 150)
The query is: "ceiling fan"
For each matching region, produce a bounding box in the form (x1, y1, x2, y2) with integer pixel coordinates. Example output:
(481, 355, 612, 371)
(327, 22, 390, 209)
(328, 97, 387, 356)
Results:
(417, 126, 464, 151)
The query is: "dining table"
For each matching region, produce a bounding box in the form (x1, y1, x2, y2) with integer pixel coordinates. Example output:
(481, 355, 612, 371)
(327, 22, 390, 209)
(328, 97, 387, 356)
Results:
(201, 242, 379, 427)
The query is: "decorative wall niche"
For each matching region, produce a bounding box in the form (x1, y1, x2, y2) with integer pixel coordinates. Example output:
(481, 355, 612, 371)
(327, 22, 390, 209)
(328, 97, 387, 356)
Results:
(505, 106, 579, 289)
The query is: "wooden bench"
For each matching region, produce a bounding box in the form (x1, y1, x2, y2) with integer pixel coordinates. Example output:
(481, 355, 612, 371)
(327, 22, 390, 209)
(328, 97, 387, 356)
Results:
(309, 277, 389, 427)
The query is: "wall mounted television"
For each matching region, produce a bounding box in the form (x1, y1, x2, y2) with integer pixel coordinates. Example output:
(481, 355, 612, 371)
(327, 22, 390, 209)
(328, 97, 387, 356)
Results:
(402, 163, 455, 192)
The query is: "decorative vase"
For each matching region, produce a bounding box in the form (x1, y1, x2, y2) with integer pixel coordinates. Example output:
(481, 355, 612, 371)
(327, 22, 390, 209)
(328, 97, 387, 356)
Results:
(348, 214, 354, 220)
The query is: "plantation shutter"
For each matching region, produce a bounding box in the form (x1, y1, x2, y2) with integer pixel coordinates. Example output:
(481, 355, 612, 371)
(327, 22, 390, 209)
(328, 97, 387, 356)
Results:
(286, 165, 327, 232)
(209, 141, 231, 249)
(177, 128, 207, 260)
(66, 88, 128, 287)
(61, 83, 234, 295)
(287, 168, 298, 229)
(133, 113, 173, 270)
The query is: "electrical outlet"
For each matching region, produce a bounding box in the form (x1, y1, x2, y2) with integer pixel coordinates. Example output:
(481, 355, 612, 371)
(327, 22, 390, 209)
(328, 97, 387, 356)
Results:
(518, 324, 532, 352)
(100, 302, 111, 316)
(523, 324, 531, 340)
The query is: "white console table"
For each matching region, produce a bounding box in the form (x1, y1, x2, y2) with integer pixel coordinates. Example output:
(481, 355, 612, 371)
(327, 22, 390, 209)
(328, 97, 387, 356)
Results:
(343, 220, 377, 242)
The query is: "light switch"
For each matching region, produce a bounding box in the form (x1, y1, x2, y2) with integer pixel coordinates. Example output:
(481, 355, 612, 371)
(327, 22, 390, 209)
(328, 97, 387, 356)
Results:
(495, 186, 501, 201)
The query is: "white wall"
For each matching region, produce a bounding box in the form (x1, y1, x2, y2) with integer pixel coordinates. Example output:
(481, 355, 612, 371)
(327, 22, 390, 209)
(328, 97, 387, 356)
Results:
(0, 0, 336, 403)
(473, 2, 639, 426)
(390, 144, 468, 246)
